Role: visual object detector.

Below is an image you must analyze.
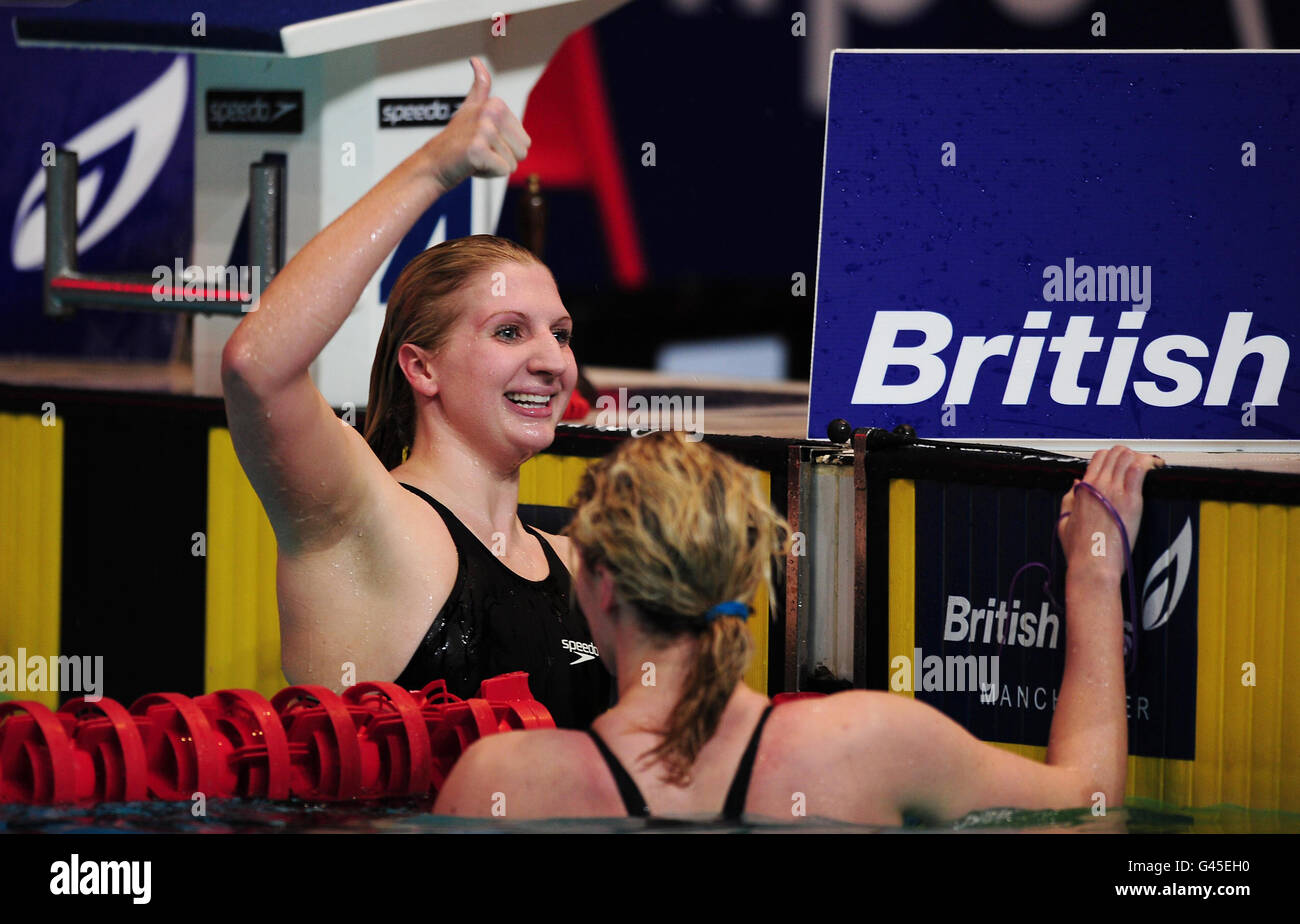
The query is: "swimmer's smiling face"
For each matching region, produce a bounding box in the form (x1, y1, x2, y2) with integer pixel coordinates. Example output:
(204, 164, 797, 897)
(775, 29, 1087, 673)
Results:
(429, 261, 576, 461)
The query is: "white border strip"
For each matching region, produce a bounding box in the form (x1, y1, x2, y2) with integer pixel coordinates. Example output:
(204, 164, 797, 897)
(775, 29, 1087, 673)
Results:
(830, 48, 1300, 54)
(280, 0, 588, 58)
(903, 438, 1299, 455)
(805, 48, 837, 443)
(11, 0, 597, 58)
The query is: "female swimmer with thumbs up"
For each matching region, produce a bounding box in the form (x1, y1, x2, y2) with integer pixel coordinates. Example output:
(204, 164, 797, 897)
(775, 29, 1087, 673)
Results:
(220, 58, 610, 728)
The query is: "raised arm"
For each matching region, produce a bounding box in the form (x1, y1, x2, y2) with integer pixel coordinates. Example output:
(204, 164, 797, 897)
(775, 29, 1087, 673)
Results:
(889, 446, 1159, 822)
(220, 57, 530, 553)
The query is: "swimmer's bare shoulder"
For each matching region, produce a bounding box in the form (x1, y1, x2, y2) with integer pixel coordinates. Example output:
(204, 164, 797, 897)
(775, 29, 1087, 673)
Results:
(744, 691, 907, 825)
(434, 728, 621, 818)
(278, 477, 462, 688)
(221, 358, 458, 688)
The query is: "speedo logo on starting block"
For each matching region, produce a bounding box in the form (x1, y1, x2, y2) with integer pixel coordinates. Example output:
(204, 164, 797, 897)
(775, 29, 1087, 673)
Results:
(852, 309, 1288, 409)
(378, 97, 463, 128)
(206, 90, 303, 134)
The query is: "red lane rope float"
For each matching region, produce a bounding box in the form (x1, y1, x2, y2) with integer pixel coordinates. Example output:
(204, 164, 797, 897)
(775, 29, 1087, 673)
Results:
(417, 681, 471, 791)
(0, 702, 79, 804)
(497, 696, 553, 731)
(271, 685, 366, 802)
(477, 673, 555, 732)
(59, 697, 149, 803)
(413, 678, 460, 708)
(466, 698, 502, 739)
(194, 689, 292, 801)
(0, 673, 557, 805)
(129, 693, 226, 800)
(478, 673, 533, 701)
(342, 682, 432, 798)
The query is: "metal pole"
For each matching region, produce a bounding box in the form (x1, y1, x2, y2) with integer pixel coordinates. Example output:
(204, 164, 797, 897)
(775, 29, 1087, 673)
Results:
(249, 158, 284, 304)
(43, 149, 78, 318)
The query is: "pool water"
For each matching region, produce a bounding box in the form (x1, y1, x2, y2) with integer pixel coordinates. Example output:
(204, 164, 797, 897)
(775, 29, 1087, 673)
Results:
(1, 798, 1295, 834)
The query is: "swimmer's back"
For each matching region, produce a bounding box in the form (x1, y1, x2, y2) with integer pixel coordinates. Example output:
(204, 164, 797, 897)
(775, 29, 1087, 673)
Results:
(437, 688, 1094, 824)
(436, 690, 914, 824)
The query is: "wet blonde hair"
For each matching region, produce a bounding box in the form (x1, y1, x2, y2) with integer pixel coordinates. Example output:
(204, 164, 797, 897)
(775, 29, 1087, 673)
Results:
(566, 431, 790, 786)
(364, 234, 549, 470)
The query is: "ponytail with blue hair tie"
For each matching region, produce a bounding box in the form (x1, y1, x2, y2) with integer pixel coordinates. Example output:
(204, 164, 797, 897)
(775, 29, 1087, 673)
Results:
(704, 601, 751, 623)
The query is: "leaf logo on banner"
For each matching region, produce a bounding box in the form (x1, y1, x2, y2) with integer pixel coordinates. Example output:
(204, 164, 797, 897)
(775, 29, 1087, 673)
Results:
(10, 55, 188, 271)
(1142, 518, 1194, 632)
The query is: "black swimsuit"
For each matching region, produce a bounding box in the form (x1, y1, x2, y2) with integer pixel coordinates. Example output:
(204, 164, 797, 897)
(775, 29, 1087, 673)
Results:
(586, 705, 776, 820)
(394, 483, 611, 729)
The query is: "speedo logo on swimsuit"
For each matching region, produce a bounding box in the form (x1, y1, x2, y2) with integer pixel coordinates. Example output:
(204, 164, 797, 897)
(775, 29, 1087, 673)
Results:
(562, 639, 599, 666)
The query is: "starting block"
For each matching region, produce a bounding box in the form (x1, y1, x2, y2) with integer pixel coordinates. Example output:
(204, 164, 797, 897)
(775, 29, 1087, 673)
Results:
(17, 0, 627, 405)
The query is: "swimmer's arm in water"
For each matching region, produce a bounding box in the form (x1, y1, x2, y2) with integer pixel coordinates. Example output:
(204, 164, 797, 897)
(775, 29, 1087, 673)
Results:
(885, 447, 1157, 823)
(221, 57, 530, 554)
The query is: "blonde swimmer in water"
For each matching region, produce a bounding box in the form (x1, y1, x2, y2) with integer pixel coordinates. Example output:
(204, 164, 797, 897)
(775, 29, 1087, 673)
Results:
(221, 57, 610, 727)
(435, 434, 1159, 824)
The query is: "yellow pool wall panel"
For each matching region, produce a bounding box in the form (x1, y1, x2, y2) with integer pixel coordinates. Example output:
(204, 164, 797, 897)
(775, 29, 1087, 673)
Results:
(885, 480, 1300, 812)
(1192, 500, 1299, 813)
(205, 427, 285, 697)
(0, 412, 63, 709)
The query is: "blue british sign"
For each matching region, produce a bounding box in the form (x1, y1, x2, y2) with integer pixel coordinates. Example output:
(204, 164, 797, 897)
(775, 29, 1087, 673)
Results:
(809, 52, 1299, 443)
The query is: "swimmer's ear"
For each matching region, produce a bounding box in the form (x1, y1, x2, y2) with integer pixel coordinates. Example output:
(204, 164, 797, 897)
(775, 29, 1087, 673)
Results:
(397, 342, 439, 397)
(594, 563, 621, 619)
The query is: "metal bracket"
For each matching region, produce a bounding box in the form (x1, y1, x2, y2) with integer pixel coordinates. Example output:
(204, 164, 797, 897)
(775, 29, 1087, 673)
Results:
(43, 150, 283, 318)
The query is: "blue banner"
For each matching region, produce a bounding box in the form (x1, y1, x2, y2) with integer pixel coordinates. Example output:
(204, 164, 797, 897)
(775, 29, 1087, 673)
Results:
(1, 41, 191, 358)
(810, 52, 1299, 442)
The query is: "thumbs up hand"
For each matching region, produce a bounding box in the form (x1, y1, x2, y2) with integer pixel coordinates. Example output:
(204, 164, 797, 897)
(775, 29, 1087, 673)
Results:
(425, 57, 532, 193)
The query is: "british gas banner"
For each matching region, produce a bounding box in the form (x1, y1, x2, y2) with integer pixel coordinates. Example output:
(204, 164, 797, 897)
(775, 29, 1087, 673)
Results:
(809, 52, 1299, 444)
(903, 482, 1199, 759)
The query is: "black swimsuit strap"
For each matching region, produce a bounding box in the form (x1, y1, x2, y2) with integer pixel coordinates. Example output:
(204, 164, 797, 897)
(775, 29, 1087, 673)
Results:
(399, 482, 561, 582)
(520, 520, 566, 575)
(590, 704, 775, 821)
(587, 729, 650, 817)
(721, 704, 775, 821)
(399, 481, 454, 517)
